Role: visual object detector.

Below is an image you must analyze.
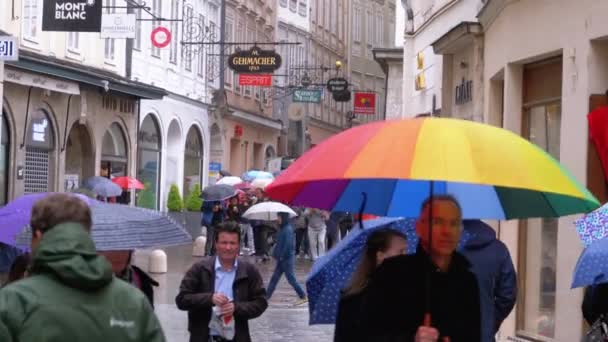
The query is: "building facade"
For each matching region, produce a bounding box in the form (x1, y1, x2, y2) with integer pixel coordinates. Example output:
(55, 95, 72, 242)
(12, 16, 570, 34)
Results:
(400, 0, 484, 117)
(130, 0, 217, 210)
(211, 0, 281, 178)
(0, 0, 165, 207)
(348, 0, 396, 123)
(307, 0, 349, 146)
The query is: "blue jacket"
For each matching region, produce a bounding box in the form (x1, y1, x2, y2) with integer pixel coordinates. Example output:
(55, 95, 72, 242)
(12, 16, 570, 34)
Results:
(273, 220, 295, 262)
(460, 220, 517, 342)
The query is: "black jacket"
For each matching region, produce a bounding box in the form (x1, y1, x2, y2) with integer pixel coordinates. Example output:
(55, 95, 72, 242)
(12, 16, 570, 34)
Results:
(334, 290, 367, 342)
(583, 283, 608, 325)
(363, 247, 481, 342)
(130, 265, 159, 308)
(175, 257, 268, 342)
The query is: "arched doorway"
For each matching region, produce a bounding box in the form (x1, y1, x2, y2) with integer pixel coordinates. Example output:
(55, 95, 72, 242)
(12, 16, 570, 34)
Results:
(65, 123, 94, 191)
(137, 115, 161, 209)
(183, 125, 203, 198)
(24, 109, 55, 194)
(0, 111, 10, 205)
(101, 123, 128, 178)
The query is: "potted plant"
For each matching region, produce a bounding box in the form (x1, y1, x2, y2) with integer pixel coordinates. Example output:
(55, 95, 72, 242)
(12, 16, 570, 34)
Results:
(166, 184, 185, 226)
(184, 184, 203, 238)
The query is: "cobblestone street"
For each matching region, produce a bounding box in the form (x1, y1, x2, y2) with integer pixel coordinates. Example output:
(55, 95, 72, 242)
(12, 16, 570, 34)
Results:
(134, 245, 335, 342)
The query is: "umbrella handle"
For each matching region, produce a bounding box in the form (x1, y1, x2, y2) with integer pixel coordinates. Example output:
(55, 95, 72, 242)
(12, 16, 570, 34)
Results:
(357, 192, 368, 230)
(423, 312, 431, 326)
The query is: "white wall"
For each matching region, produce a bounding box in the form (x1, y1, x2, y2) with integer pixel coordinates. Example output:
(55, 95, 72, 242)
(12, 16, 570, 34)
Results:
(140, 96, 210, 211)
(277, 0, 310, 32)
(401, 0, 481, 117)
(131, 0, 221, 103)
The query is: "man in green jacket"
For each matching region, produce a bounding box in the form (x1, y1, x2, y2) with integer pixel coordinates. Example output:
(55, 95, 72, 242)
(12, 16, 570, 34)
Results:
(0, 193, 166, 342)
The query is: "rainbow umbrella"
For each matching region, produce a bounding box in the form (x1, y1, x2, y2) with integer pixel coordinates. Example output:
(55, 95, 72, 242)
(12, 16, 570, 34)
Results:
(266, 117, 599, 219)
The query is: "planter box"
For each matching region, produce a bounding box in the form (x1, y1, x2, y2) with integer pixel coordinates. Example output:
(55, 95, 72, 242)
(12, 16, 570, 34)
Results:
(185, 211, 202, 239)
(167, 211, 185, 229)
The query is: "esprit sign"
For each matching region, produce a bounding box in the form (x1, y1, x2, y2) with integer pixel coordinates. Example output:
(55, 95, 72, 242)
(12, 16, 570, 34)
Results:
(228, 46, 282, 73)
(238, 74, 272, 87)
(43, 0, 103, 32)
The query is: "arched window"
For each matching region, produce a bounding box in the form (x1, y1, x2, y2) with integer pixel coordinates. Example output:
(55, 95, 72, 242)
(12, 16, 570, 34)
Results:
(137, 115, 161, 209)
(101, 123, 128, 178)
(184, 126, 203, 198)
(24, 109, 55, 194)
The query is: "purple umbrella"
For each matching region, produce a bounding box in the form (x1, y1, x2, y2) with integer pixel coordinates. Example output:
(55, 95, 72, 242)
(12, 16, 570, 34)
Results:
(575, 202, 608, 247)
(0, 193, 93, 246)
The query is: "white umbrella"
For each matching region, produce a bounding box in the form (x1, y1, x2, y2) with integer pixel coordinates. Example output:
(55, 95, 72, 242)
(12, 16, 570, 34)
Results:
(251, 178, 273, 190)
(242, 201, 297, 221)
(217, 176, 243, 186)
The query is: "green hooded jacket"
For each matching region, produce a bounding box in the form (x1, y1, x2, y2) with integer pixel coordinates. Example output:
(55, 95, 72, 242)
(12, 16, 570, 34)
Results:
(0, 223, 166, 342)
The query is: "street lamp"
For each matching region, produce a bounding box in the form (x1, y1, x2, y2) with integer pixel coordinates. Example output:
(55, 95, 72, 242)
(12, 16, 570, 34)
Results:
(335, 60, 342, 69)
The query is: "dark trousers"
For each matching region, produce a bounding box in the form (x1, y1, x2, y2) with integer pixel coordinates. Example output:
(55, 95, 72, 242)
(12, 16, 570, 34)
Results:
(266, 258, 306, 299)
(295, 228, 308, 255)
(205, 225, 216, 256)
(253, 225, 268, 257)
(339, 221, 353, 239)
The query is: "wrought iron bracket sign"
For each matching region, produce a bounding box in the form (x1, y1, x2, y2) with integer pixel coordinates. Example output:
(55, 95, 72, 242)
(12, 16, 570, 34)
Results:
(42, 0, 103, 32)
(228, 46, 282, 73)
(327, 77, 349, 93)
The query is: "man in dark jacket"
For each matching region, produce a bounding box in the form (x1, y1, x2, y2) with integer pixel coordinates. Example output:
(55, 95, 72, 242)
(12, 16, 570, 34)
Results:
(266, 212, 307, 304)
(176, 221, 268, 342)
(0, 193, 165, 342)
(363, 195, 481, 342)
(460, 220, 517, 342)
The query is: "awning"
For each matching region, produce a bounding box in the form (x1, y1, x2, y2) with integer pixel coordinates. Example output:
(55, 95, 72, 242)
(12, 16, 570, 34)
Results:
(228, 108, 283, 131)
(4, 67, 80, 95)
(431, 22, 482, 55)
(6, 50, 166, 99)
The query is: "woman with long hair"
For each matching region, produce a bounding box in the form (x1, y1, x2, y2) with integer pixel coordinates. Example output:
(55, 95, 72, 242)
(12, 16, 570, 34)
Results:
(334, 228, 407, 342)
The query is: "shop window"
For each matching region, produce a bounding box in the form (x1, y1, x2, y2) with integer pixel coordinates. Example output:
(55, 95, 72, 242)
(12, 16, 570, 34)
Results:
(137, 115, 162, 209)
(518, 102, 561, 340)
(184, 126, 203, 199)
(101, 123, 128, 179)
(0, 114, 9, 205)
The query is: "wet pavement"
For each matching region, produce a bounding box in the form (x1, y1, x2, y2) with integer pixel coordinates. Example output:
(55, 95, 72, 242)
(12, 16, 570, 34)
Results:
(133, 245, 335, 342)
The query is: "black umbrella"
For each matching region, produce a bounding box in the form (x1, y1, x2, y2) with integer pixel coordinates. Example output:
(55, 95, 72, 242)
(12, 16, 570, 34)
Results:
(219, 170, 232, 177)
(201, 184, 237, 201)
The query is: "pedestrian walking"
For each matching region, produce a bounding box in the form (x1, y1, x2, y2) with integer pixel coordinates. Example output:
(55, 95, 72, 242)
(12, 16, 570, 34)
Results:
(0, 193, 165, 342)
(99, 250, 159, 308)
(334, 228, 407, 342)
(0, 242, 22, 285)
(266, 212, 308, 305)
(176, 221, 268, 342)
(238, 193, 255, 255)
(460, 220, 517, 342)
(326, 212, 345, 250)
(293, 207, 309, 259)
(363, 195, 481, 342)
(306, 208, 329, 260)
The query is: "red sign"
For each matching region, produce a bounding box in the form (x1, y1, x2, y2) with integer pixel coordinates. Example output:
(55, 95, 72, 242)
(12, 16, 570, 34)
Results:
(151, 27, 171, 48)
(353, 92, 376, 115)
(238, 74, 273, 87)
(234, 125, 243, 138)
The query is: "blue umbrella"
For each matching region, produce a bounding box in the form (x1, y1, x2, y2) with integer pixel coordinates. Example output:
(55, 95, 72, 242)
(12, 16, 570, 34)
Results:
(82, 176, 122, 198)
(572, 236, 608, 288)
(306, 217, 475, 325)
(306, 218, 418, 324)
(241, 170, 274, 182)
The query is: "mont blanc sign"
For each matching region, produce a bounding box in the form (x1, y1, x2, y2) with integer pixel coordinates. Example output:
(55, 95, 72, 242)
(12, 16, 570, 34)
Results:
(43, 0, 103, 32)
(228, 46, 282, 73)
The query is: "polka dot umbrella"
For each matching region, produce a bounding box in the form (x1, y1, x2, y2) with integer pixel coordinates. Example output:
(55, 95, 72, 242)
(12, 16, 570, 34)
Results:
(572, 236, 608, 288)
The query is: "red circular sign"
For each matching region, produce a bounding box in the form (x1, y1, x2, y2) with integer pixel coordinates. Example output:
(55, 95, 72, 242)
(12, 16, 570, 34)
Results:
(151, 27, 171, 48)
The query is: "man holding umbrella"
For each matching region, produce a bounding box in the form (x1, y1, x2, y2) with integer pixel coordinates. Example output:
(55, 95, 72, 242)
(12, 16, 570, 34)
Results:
(363, 195, 481, 342)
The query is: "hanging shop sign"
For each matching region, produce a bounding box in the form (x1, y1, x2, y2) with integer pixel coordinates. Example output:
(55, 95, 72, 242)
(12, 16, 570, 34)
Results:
(151, 27, 172, 48)
(0, 36, 18, 61)
(101, 13, 136, 39)
(42, 0, 103, 32)
(238, 74, 273, 87)
(234, 125, 244, 138)
(228, 46, 282, 73)
(293, 89, 322, 103)
(353, 92, 376, 115)
(326, 78, 349, 93)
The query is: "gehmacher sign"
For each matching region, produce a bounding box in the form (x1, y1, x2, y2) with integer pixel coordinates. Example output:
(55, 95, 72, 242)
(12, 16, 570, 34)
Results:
(42, 0, 103, 32)
(228, 46, 282, 73)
